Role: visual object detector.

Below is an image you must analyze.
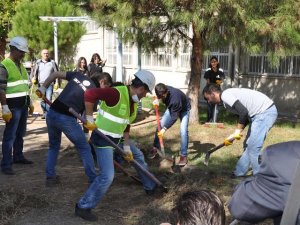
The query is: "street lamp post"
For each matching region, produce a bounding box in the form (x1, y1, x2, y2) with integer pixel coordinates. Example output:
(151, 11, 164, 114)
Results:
(39, 16, 90, 64)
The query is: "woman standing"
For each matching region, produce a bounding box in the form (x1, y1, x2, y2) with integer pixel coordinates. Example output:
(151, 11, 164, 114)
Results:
(74, 57, 90, 77)
(203, 56, 225, 122)
(88, 53, 106, 76)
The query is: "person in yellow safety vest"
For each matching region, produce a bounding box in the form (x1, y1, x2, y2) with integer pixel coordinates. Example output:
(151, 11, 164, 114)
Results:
(0, 36, 34, 175)
(74, 70, 158, 222)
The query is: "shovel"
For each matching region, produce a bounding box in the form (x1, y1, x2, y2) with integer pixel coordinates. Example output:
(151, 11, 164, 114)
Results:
(204, 137, 235, 166)
(41, 96, 143, 186)
(68, 107, 168, 192)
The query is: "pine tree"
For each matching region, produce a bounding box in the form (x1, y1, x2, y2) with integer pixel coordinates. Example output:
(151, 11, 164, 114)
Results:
(0, 0, 21, 58)
(78, 0, 300, 123)
(9, 0, 86, 68)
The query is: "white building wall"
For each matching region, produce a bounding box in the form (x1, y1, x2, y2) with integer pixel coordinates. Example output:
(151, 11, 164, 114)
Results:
(74, 23, 300, 119)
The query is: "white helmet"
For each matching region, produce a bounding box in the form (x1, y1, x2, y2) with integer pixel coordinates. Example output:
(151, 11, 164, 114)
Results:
(134, 70, 156, 93)
(9, 36, 29, 53)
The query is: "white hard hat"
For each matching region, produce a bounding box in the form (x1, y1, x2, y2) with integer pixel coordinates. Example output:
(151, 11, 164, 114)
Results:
(134, 70, 156, 93)
(9, 36, 29, 53)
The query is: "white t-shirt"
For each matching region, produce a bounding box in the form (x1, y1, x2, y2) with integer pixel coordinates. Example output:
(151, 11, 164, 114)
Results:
(221, 88, 274, 117)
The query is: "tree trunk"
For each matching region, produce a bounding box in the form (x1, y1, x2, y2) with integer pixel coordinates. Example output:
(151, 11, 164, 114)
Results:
(187, 24, 203, 124)
(0, 36, 7, 59)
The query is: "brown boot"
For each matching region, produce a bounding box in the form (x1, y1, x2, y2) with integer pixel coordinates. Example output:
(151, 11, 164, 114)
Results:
(177, 156, 187, 167)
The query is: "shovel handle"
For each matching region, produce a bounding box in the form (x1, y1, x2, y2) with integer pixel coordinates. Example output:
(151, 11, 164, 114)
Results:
(153, 97, 165, 157)
(68, 107, 165, 189)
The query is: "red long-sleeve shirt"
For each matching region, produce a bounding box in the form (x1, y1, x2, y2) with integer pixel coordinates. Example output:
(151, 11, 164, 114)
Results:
(84, 86, 134, 132)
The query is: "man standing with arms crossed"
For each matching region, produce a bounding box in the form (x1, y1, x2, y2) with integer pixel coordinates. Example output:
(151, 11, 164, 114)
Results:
(31, 49, 58, 119)
(0, 36, 34, 175)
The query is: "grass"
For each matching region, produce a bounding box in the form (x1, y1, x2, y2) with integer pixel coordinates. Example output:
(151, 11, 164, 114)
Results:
(130, 100, 300, 225)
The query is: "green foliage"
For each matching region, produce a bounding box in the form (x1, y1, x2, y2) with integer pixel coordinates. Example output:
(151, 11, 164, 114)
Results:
(9, 0, 86, 67)
(0, 0, 21, 38)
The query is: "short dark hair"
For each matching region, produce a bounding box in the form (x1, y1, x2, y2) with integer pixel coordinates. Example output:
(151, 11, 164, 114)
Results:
(90, 72, 112, 88)
(131, 77, 149, 92)
(202, 83, 222, 95)
(173, 190, 225, 225)
(155, 83, 168, 98)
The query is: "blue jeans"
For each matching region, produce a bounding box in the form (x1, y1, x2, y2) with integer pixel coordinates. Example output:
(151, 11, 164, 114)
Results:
(1, 105, 28, 170)
(234, 105, 278, 176)
(153, 109, 190, 156)
(77, 138, 156, 209)
(207, 102, 219, 122)
(46, 109, 96, 182)
(40, 84, 53, 116)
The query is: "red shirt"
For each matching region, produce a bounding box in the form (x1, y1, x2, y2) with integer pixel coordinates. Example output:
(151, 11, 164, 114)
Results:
(84, 86, 135, 132)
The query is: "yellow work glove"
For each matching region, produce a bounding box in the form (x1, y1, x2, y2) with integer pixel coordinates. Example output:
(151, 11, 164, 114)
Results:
(216, 80, 222, 85)
(31, 78, 38, 85)
(123, 145, 133, 162)
(28, 100, 34, 115)
(36, 86, 47, 99)
(2, 105, 12, 123)
(153, 98, 159, 107)
(157, 127, 167, 138)
(54, 83, 59, 91)
(84, 115, 97, 131)
(224, 129, 242, 146)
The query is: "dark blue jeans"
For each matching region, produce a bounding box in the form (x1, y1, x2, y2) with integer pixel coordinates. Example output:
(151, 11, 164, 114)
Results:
(46, 109, 96, 182)
(1, 105, 28, 170)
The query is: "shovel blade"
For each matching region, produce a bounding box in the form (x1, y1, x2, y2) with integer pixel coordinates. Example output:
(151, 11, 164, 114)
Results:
(204, 152, 210, 166)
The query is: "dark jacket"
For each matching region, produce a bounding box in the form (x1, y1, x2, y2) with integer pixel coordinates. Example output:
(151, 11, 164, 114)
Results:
(229, 141, 300, 224)
(163, 86, 191, 129)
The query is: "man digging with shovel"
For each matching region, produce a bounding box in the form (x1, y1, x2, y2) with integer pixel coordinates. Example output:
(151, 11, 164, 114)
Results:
(203, 84, 277, 178)
(36, 71, 113, 186)
(148, 83, 191, 167)
(75, 70, 163, 222)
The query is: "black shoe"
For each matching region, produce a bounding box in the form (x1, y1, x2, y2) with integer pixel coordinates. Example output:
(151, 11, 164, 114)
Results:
(75, 204, 98, 221)
(2, 168, 15, 175)
(145, 188, 156, 195)
(46, 176, 60, 187)
(13, 158, 33, 164)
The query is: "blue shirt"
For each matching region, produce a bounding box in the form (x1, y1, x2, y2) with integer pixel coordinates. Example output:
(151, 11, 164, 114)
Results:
(163, 86, 191, 129)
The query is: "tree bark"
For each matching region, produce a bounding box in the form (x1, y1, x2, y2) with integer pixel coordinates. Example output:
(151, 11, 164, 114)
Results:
(0, 36, 7, 59)
(187, 23, 203, 124)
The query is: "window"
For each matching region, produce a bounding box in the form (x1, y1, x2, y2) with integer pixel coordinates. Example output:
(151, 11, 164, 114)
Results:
(105, 30, 117, 65)
(248, 55, 300, 76)
(203, 47, 229, 72)
(179, 42, 191, 69)
(141, 34, 173, 68)
(85, 21, 99, 33)
(104, 30, 134, 66)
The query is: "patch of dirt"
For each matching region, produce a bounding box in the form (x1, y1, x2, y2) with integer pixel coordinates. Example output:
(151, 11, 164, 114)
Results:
(0, 105, 174, 225)
(0, 103, 274, 225)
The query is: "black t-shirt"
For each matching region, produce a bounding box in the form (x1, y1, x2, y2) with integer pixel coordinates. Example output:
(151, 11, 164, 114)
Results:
(204, 68, 225, 83)
(51, 72, 96, 116)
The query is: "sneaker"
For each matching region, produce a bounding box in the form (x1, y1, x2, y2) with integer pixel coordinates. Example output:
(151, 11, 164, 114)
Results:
(41, 114, 45, 119)
(75, 204, 98, 221)
(2, 168, 15, 175)
(148, 147, 159, 159)
(13, 158, 33, 164)
(46, 176, 60, 187)
(177, 156, 188, 167)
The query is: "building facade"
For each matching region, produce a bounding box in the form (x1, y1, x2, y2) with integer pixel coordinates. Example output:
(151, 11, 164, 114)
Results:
(75, 22, 300, 119)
